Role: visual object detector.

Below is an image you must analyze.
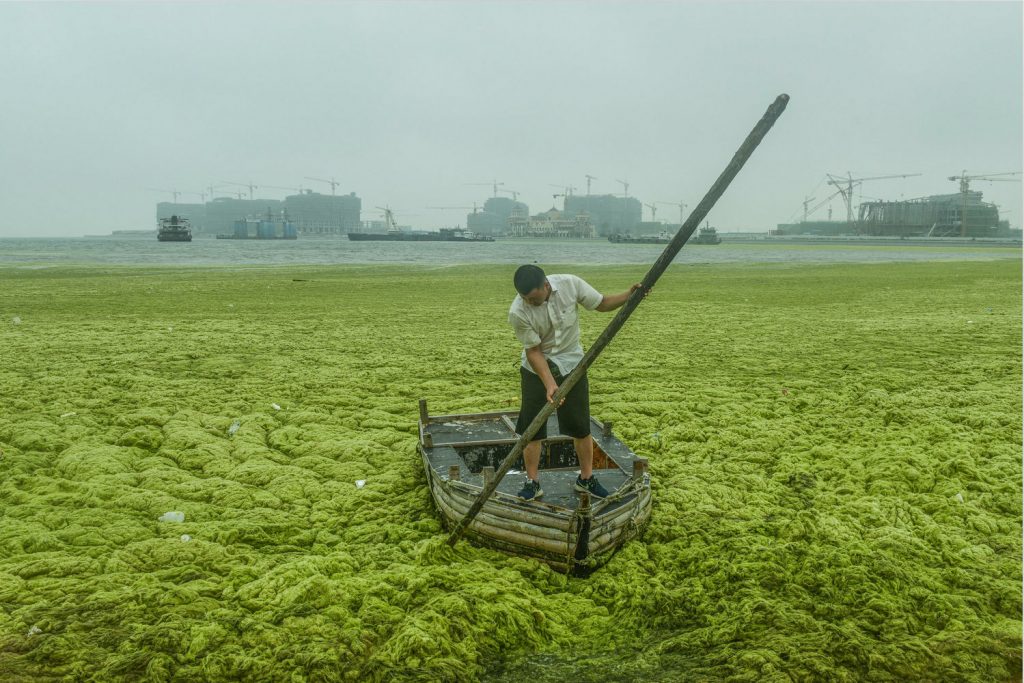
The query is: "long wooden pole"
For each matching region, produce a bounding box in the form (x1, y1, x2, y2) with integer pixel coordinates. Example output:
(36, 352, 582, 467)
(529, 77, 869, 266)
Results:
(447, 93, 790, 546)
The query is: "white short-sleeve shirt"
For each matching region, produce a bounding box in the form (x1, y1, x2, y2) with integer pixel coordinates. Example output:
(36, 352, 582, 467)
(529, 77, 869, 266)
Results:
(508, 274, 603, 376)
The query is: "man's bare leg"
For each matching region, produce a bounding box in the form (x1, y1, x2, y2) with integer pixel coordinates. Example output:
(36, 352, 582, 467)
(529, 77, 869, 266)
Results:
(574, 435, 594, 479)
(524, 440, 543, 481)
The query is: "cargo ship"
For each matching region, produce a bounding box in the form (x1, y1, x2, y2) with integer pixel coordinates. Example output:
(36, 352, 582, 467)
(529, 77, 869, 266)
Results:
(348, 207, 494, 242)
(157, 215, 192, 242)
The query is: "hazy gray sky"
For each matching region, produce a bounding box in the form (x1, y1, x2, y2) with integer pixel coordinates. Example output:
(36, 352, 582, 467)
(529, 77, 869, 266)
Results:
(1, 1, 1021, 236)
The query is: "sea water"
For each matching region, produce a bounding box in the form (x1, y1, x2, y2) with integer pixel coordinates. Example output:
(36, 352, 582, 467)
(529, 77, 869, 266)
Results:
(0, 236, 1018, 268)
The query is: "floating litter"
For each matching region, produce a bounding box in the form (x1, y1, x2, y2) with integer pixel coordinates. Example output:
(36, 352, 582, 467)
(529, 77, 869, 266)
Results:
(228, 420, 240, 435)
(11, 316, 21, 325)
(272, 403, 281, 411)
(167, 326, 173, 332)
(27, 625, 41, 636)
(355, 480, 366, 489)
(180, 534, 192, 542)
(159, 511, 185, 523)
(955, 492, 965, 504)
(60, 412, 77, 418)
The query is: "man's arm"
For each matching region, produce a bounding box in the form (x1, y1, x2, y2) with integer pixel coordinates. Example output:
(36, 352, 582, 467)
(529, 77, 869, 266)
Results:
(595, 283, 643, 312)
(525, 345, 560, 403)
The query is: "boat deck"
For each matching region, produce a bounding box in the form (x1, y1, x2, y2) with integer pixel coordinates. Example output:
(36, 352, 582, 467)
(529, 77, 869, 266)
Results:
(422, 412, 639, 511)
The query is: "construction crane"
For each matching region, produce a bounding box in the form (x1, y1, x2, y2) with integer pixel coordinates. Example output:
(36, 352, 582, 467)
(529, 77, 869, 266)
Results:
(262, 184, 304, 195)
(373, 206, 400, 234)
(826, 172, 921, 226)
(802, 196, 816, 223)
(948, 170, 1021, 236)
(146, 188, 182, 203)
(147, 188, 208, 203)
(643, 203, 658, 223)
(549, 184, 576, 196)
(427, 204, 480, 214)
(799, 188, 844, 222)
(584, 174, 598, 195)
(220, 181, 258, 200)
(655, 201, 687, 224)
(305, 177, 340, 195)
(948, 170, 1021, 193)
(498, 188, 521, 201)
(615, 179, 630, 198)
(465, 180, 504, 197)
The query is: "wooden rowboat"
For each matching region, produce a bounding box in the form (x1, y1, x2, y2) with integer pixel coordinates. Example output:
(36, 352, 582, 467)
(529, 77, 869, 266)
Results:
(418, 400, 652, 576)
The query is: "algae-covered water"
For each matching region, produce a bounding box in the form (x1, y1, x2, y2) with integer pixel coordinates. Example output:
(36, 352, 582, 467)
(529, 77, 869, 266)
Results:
(0, 258, 1020, 681)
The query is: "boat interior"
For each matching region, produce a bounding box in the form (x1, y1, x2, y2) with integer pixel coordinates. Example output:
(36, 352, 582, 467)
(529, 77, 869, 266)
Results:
(421, 410, 638, 510)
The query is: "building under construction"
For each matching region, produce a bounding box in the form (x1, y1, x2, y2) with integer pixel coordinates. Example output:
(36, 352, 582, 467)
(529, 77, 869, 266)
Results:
(777, 191, 1010, 238)
(857, 191, 1006, 238)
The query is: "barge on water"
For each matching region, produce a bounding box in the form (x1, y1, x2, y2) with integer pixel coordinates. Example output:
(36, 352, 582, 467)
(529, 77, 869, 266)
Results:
(348, 228, 493, 242)
(418, 400, 651, 575)
(349, 206, 494, 242)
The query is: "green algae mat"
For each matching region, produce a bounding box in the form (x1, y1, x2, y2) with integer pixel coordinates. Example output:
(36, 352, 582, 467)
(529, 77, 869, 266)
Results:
(0, 260, 1020, 681)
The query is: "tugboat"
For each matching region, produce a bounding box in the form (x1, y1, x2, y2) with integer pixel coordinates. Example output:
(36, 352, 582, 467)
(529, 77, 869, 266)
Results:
(157, 215, 192, 242)
(693, 222, 722, 244)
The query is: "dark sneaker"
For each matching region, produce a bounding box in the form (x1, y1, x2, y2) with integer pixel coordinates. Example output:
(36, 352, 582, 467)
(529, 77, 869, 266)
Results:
(575, 475, 609, 498)
(517, 479, 544, 501)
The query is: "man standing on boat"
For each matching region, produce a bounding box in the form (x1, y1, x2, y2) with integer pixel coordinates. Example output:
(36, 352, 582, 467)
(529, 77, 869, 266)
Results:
(509, 264, 642, 501)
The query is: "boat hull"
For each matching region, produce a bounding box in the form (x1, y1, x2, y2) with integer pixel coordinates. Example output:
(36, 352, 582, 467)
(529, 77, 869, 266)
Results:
(419, 405, 651, 575)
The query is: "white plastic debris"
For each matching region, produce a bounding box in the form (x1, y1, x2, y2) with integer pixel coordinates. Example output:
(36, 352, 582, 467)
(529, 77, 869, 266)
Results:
(180, 534, 192, 542)
(271, 403, 281, 411)
(966, 320, 974, 324)
(167, 326, 173, 332)
(355, 480, 366, 489)
(228, 304, 235, 309)
(159, 511, 185, 523)
(955, 492, 965, 504)
(60, 412, 77, 418)
(11, 316, 21, 325)
(27, 625, 41, 636)
(228, 420, 240, 435)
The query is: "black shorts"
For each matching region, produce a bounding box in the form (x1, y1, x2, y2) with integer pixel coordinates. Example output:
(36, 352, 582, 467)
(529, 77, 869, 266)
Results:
(516, 361, 591, 440)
